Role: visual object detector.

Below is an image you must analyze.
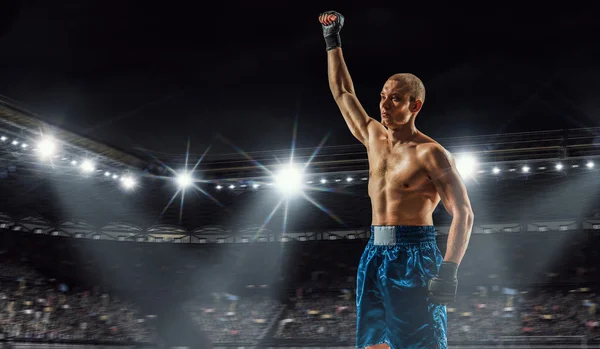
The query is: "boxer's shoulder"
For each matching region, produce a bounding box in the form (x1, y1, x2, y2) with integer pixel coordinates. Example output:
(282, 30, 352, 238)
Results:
(414, 135, 452, 168)
(414, 133, 443, 152)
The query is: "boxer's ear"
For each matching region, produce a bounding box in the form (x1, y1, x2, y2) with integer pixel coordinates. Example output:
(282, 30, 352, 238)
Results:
(410, 99, 422, 114)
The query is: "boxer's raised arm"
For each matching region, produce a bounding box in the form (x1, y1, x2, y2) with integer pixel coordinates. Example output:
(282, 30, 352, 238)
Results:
(319, 11, 375, 146)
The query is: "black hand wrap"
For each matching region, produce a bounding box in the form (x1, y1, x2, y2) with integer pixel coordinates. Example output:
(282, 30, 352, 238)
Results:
(320, 11, 345, 51)
(427, 262, 459, 305)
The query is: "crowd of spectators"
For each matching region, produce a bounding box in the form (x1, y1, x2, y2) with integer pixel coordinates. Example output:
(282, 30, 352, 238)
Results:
(268, 230, 600, 344)
(0, 257, 156, 343)
(273, 291, 355, 343)
(185, 292, 284, 344)
(1, 227, 600, 346)
(271, 285, 600, 343)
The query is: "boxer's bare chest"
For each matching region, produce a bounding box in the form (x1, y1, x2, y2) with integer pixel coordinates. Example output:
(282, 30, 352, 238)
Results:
(367, 137, 431, 192)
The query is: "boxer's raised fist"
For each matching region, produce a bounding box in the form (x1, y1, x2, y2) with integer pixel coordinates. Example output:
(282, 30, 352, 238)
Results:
(318, 11, 344, 51)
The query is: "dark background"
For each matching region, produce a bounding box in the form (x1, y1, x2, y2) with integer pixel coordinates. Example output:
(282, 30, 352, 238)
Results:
(1, 2, 598, 159)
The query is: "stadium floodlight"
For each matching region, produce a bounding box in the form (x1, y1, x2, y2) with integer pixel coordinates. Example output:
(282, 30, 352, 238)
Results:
(522, 165, 530, 173)
(555, 163, 564, 171)
(455, 154, 478, 178)
(274, 164, 304, 196)
(587, 161, 594, 169)
(81, 159, 95, 173)
(492, 167, 501, 174)
(37, 137, 57, 158)
(176, 171, 193, 189)
(121, 176, 136, 190)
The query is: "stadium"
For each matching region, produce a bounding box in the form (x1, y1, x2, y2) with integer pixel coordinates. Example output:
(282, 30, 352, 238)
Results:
(1, 4, 600, 349)
(1, 94, 600, 349)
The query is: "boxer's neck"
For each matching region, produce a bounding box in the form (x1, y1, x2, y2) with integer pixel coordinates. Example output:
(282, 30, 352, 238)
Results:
(387, 121, 419, 144)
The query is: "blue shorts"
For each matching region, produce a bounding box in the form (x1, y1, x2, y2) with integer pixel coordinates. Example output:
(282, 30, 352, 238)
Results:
(356, 226, 447, 349)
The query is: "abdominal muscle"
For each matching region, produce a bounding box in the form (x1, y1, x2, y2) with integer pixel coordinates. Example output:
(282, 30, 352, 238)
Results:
(368, 182, 439, 226)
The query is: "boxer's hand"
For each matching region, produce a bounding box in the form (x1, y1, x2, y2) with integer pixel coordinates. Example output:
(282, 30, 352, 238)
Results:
(427, 262, 458, 305)
(318, 11, 345, 51)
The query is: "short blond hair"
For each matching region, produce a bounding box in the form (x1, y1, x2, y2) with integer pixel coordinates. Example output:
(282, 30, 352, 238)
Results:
(388, 73, 425, 103)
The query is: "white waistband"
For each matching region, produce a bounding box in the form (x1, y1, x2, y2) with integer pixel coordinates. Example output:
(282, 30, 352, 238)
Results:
(372, 226, 397, 246)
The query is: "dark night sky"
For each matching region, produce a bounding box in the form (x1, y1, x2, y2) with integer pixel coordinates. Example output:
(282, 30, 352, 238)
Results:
(1, 2, 599, 159)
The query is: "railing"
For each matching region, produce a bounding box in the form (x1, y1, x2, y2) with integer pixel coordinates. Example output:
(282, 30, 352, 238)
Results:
(497, 335, 590, 348)
(0, 340, 156, 349)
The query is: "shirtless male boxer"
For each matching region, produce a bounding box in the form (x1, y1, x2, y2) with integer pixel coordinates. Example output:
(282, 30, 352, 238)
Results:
(319, 11, 474, 349)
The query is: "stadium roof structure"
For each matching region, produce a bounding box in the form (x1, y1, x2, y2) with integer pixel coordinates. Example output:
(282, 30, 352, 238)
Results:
(0, 95, 149, 171)
(1, 95, 600, 232)
(191, 127, 600, 181)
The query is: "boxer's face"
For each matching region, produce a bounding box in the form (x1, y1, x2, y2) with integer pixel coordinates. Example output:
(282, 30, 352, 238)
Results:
(380, 79, 420, 128)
